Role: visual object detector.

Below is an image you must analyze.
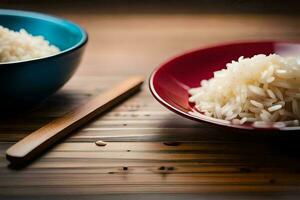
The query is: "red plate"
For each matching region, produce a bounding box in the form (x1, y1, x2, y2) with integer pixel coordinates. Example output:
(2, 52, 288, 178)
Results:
(149, 41, 300, 131)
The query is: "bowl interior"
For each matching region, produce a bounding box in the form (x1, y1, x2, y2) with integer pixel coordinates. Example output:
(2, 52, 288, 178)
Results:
(0, 10, 85, 51)
(0, 10, 87, 113)
(150, 41, 300, 130)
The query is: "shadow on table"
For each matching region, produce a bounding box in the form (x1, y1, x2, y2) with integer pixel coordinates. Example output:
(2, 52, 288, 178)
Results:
(1, 90, 90, 169)
(157, 115, 300, 170)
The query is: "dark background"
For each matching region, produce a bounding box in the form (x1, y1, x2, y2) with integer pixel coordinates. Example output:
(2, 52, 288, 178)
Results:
(1, 0, 300, 14)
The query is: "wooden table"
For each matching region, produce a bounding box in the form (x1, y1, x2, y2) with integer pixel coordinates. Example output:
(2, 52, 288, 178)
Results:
(1, 10, 300, 199)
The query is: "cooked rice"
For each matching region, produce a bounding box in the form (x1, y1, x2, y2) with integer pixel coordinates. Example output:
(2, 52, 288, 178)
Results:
(188, 54, 300, 126)
(0, 25, 60, 63)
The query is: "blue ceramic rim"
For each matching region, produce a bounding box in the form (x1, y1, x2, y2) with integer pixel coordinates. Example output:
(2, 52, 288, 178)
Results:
(0, 9, 88, 66)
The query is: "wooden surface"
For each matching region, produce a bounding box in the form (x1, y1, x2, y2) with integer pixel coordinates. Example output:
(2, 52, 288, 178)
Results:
(1, 11, 300, 200)
(6, 76, 143, 164)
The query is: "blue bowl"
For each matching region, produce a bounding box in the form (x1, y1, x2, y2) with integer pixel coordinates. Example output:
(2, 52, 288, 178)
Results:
(0, 9, 88, 112)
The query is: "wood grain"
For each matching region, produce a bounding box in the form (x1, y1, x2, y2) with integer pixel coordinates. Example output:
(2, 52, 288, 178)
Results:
(0, 9, 300, 200)
(6, 76, 143, 164)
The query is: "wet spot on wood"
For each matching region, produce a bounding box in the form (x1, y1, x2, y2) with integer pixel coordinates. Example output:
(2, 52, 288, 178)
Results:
(240, 167, 252, 173)
(163, 142, 181, 146)
(269, 179, 276, 184)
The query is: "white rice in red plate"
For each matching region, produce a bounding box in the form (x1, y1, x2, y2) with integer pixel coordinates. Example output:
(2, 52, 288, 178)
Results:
(188, 54, 300, 127)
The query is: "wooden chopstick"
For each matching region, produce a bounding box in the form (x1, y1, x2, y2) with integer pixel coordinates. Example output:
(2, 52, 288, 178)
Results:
(6, 76, 144, 165)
